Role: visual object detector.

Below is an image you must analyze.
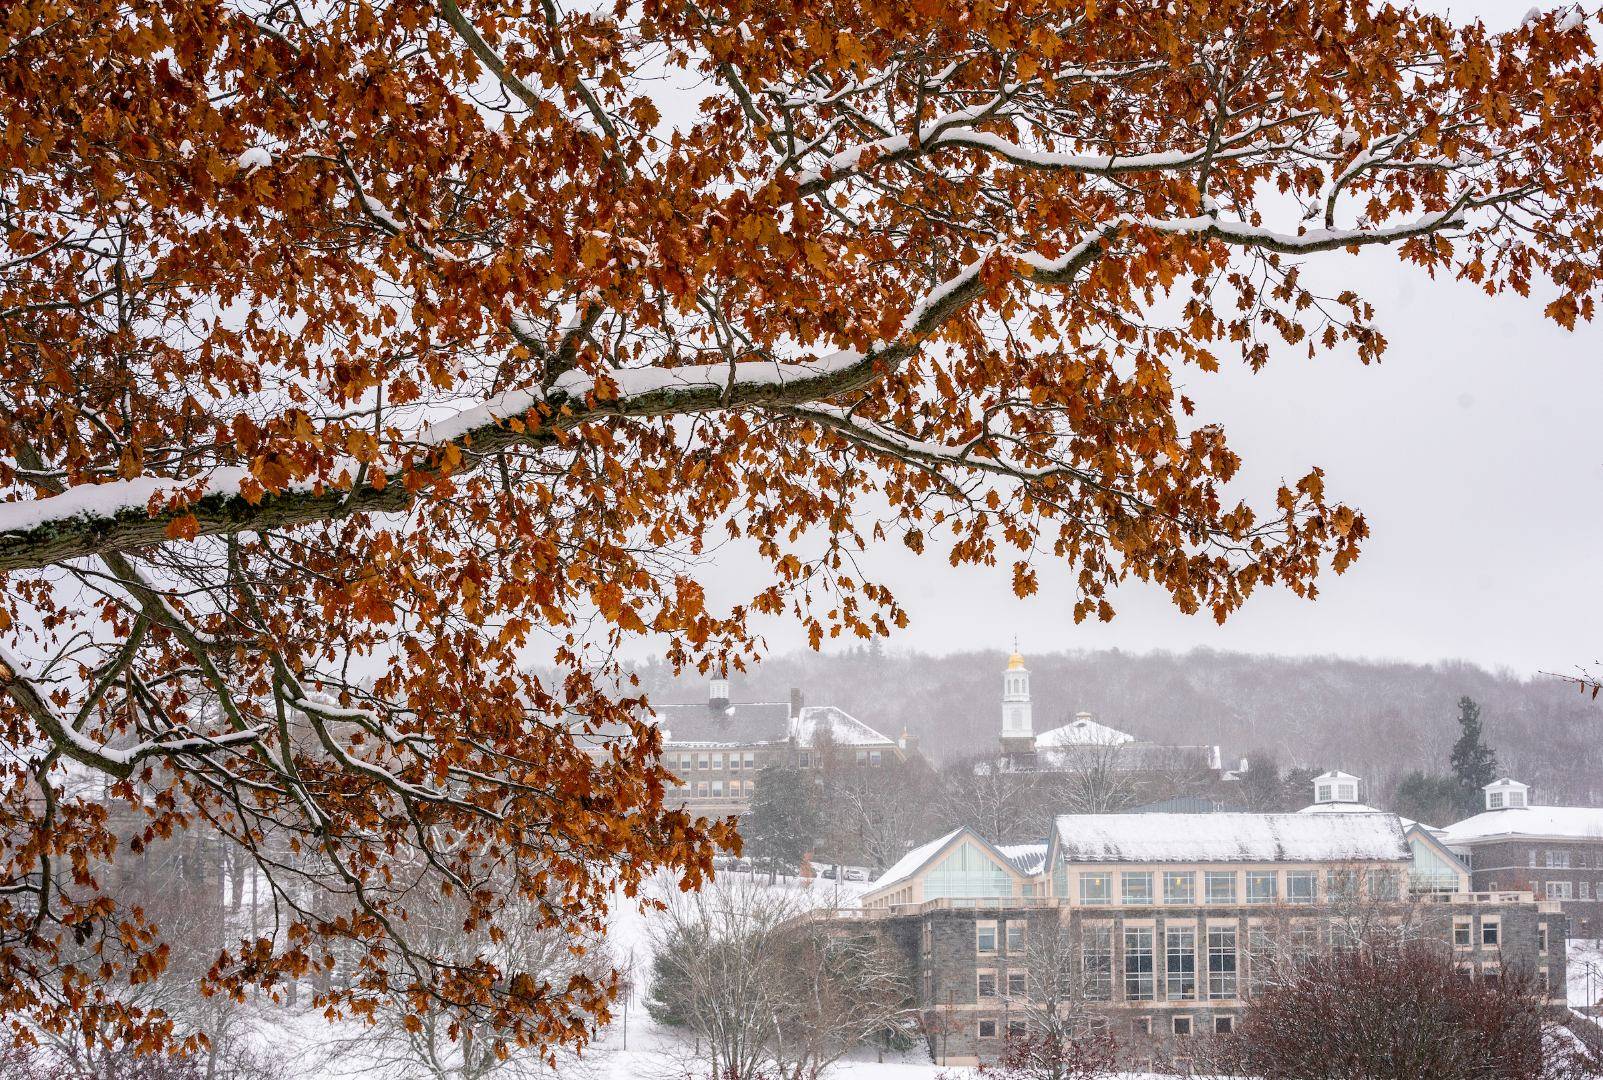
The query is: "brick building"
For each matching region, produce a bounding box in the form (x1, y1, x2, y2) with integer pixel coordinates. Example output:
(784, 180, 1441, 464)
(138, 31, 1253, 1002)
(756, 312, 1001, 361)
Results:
(850, 814, 1565, 1071)
(652, 679, 908, 817)
(1440, 777, 1603, 938)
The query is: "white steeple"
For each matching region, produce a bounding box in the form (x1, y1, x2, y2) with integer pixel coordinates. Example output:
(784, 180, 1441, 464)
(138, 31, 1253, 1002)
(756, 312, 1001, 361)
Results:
(1002, 640, 1032, 738)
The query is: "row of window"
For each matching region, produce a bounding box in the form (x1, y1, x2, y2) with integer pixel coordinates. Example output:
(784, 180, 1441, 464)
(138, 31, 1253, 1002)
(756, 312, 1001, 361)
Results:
(671, 752, 760, 773)
(670, 779, 754, 800)
(1528, 849, 1603, 869)
(1069, 868, 1397, 906)
(1542, 880, 1603, 900)
(972, 1014, 1234, 1040)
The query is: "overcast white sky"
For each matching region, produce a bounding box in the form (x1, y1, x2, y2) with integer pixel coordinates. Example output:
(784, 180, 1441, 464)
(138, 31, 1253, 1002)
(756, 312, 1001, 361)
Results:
(688, 0, 1603, 678)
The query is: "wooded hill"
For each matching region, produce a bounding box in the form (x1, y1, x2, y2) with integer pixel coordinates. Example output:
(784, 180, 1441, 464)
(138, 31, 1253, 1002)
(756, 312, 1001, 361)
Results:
(629, 648, 1603, 807)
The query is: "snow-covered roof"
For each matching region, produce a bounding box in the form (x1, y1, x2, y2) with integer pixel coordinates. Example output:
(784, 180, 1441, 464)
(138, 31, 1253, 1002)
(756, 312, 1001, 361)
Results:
(1315, 770, 1361, 783)
(1297, 800, 1420, 829)
(1035, 715, 1135, 748)
(998, 843, 1047, 876)
(791, 705, 897, 749)
(868, 829, 964, 895)
(1438, 806, 1603, 845)
(1052, 812, 1411, 864)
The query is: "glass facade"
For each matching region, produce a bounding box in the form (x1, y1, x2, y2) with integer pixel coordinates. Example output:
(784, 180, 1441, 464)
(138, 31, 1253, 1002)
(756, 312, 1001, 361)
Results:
(1121, 872, 1153, 904)
(1246, 871, 1277, 903)
(924, 841, 1017, 900)
(1164, 872, 1195, 905)
(1082, 924, 1113, 1000)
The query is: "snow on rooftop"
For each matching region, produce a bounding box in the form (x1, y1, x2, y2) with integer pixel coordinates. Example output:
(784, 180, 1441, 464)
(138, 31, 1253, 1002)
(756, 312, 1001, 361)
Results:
(1053, 812, 1410, 864)
(1034, 715, 1134, 747)
(868, 829, 964, 895)
(791, 705, 896, 748)
(1439, 805, 1603, 845)
(998, 842, 1047, 876)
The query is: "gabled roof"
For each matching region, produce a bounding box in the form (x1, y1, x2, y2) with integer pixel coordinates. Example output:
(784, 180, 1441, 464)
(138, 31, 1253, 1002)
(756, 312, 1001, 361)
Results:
(1315, 770, 1362, 783)
(1405, 822, 1470, 874)
(1035, 715, 1135, 747)
(1051, 812, 1411, 864)
(866, 827, 1027, 900)
(791, 705, 897, 749)
(1438, 806, 1603, 845)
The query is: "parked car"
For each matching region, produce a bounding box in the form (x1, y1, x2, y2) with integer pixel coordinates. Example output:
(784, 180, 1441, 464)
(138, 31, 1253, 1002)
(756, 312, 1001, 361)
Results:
(843, 867, 868, 882)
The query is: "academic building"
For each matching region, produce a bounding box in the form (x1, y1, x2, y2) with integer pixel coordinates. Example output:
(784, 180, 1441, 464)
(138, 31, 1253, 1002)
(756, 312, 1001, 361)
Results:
(1440, 777, 1603, 939)
(651, 679, 910, 817)
(849, 803, 1565, 1070)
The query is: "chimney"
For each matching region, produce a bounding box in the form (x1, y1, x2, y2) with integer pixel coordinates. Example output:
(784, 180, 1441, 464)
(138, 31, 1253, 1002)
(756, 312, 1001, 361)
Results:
(789, 687, 805, 719)
(899, 727, 920, 756)
(708, 678, 730, 713)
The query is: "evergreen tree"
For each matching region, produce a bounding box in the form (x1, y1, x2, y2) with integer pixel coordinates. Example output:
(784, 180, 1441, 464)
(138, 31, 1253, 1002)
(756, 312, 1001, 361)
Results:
(1391, 771, 1463, 828)
(746, 766, 822, 882)
(1449, 696, 1499, 817)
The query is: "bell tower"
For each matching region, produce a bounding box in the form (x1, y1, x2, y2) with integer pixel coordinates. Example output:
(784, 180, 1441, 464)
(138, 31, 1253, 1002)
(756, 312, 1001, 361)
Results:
(999, 643, 1036, 762)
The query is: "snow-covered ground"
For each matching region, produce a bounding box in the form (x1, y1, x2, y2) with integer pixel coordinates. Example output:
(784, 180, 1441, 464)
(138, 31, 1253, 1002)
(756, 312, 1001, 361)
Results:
(1569, 938, 1603, 1012)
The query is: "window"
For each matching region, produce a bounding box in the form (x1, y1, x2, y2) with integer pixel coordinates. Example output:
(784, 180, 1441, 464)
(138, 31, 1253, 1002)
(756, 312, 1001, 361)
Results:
(1005, 921, 1026, 953)
(1366, 869, 1399, 901)
(1246, 871, 1277, 904)
(1132, 1016, 1151, 1035)
(1326, 869, 1359, 901)
(1124, 927, 1155, 1001)
(696, 782, 709, 798)
(1316, 784, 1332, 802)
(854, 750, 868, 765)
(978, 1019, 997, 1039)
(697, 754, 710, 770)
(711, 780, 724, 797)
(869, 750, 882, 767)
(1584, 882, 1594, 900)
(1286, 871, 1317, 904)
(977, 972, 997, 998)
(1510, 791, 1527, 807)
(1080, 873, 1112, 905)
(1289, 923, 1320, 965)
(712, 753, 724, 770)
(1206, 871, 1237, 904)
(1338, 783, 1356, 800)
(1007, 1019, 1027, 1039)
(799, 752, 811, 768)
(1165, 926, 1197, 1000)
(1490, 792, 1505, 809)
(1007, 972, 1027, 997)
(1547, 881, 1575, 900)
(1122, 872, 1153, 904)
(1540, 924, 1549, 954)
(1530, 851, 1539, 868)
(743, 752, 756, 769)
(1214, 1015, 1234, 1035)
(729, 754, 741, 772)
(1164, 872, 1195, 905)
(1454, 919, 1472, 947)
(1247, 926, 1272, 996)
(1082, 924, 1113, 1000)
(1482, 919, 1500, 946)
(1208, 927, 1238, 1000)
(977, 922, 998, 954)
(1172, 1015, 1193, 1036)
(1548, 850, 1572, 869)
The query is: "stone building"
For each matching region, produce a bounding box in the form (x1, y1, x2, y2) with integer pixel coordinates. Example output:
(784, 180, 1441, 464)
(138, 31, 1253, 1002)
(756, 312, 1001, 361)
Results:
(652, 679, 907, 817)
(1439, 777, 1603, 938)
(851, 814, 1565, 1071)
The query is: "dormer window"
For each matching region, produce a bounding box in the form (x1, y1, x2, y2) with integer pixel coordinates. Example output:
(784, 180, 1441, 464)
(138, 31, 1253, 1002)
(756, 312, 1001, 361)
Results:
(1316, 784, 1332, 802)
(1489, 792, 1505, 809)
(1509, 792, 1526, 807)
(1337, 783, 1356, 801)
